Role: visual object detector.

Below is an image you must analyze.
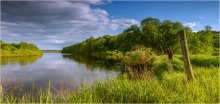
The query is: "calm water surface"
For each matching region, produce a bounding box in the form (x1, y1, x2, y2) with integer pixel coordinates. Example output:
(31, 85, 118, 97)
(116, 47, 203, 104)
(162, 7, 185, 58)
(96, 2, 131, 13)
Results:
(1, 53, 122, 93)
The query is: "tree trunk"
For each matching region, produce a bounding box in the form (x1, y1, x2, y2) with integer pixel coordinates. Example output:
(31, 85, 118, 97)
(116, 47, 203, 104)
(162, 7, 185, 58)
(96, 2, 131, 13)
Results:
(179, 30, 194, 80)
(167, 50, 173, 60)
(166, 50, 173, 70)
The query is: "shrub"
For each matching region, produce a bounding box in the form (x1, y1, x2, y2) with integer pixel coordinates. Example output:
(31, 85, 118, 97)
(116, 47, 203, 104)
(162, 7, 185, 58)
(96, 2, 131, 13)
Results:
(121, 48, 156, 79)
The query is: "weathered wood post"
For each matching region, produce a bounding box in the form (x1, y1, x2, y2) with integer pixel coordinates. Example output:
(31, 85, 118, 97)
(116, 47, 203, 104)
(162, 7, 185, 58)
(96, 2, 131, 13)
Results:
(0, 84, 2, 100)
(179, 30, 194, 80)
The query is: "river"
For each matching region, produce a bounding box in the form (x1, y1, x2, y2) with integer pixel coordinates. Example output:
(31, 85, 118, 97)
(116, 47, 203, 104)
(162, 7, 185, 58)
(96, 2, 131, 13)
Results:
(1, 52, 122, 94)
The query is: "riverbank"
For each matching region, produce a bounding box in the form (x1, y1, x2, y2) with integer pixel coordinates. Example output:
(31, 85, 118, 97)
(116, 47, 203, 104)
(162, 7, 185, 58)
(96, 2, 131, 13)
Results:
(0, 41, 43, 58)
(0, 50, 43, 58)
(1, 67, 218, 103)
(66, 67, 219, 103)
(1, 55, 219, 103)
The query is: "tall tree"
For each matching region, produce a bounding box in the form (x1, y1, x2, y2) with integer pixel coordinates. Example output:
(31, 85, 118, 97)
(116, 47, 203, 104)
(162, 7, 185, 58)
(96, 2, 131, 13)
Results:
(159, 20, 184, 59)
(141, 17, 161, 53)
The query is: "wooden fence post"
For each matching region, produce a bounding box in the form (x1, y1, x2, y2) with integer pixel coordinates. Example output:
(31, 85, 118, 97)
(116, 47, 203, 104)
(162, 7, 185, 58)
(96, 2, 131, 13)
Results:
(0, 84, 2, 99)
(179, 30, 194, 80)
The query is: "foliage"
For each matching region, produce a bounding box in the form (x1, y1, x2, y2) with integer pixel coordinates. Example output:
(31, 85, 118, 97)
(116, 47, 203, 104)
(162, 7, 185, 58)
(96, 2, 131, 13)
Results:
(187, 26, 219, 55)
(0, 41, 42, 57)
(122, 48, 155, 66)
(121, 48, 156, 79)
(156, 20, 184, 59)
(61, 17, 219, 57)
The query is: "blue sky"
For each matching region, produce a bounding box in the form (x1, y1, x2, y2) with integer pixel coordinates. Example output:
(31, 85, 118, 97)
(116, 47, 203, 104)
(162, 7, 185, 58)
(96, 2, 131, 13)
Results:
(1, 0, 219, 50)
(96, 1, 219, 32)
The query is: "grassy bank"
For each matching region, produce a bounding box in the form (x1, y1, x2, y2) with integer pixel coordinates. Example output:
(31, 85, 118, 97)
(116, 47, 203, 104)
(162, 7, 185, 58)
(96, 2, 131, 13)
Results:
(68, 67, 219, 103)
(1, 55, 219, 103)
(0, 50, 43, 58)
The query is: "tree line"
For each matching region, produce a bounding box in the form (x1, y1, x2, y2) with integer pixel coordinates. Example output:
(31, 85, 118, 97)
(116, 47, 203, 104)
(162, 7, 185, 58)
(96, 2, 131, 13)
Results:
(0, 41, 42, 57)
(0, 41, 40, 51)
(61, 17, 219, 59)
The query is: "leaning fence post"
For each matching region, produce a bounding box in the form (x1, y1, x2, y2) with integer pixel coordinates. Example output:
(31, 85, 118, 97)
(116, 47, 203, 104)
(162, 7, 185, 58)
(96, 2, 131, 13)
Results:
(179, 30, 194, 80)
(0, 84, 3, 99)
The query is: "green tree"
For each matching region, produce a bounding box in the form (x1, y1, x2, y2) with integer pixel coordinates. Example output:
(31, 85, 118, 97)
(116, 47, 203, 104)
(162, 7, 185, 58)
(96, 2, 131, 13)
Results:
(159, 20, 184, 59)
(141, 17, 161, 53)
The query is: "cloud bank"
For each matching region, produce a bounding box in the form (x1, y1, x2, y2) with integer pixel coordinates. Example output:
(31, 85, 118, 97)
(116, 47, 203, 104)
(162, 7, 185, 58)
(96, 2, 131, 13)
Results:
(1, 1, 139, 49)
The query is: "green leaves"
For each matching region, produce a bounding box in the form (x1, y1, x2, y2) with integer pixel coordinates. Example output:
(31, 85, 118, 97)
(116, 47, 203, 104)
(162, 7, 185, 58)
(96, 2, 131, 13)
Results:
(0, 41, 42, 57)
(61, 17, 218, 56)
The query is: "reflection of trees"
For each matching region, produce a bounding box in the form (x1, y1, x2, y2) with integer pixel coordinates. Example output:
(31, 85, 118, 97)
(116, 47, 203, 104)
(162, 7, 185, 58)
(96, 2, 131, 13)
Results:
(0, 55, 42, 66)
(62, 54, 123, 70)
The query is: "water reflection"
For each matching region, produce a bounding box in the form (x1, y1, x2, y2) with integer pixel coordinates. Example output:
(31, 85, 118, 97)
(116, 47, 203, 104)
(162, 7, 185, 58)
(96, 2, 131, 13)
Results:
(1, 53, 121, 95)
(0, 55, 42, 66)
(62, 54, 123, 71)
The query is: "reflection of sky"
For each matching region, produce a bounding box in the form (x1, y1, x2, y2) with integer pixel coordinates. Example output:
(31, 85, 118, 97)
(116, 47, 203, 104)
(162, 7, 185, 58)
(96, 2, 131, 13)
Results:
(1, 53, 120, 90)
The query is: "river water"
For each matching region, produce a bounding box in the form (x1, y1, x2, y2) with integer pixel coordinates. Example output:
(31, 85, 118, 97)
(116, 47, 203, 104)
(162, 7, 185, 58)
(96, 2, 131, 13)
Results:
(1, 53, 122, 93)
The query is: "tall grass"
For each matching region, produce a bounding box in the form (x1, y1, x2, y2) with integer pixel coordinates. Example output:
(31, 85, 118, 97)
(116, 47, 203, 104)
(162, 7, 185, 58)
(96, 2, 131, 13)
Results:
(190, 55, 219, 67)
(121, 48, 155, 79)
(1, 67, 218, 103)
(66, 67, 218, 103)
(175, 54, 219, 67)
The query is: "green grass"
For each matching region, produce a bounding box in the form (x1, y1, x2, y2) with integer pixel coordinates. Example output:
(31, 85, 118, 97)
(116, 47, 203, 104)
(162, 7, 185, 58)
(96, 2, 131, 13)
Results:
(1, 55, 219, 103)
(66, 67, 218, 103)
(190, 55, 219, 67)
(175, 54, 219, 67)
(0, 50, 43, 57)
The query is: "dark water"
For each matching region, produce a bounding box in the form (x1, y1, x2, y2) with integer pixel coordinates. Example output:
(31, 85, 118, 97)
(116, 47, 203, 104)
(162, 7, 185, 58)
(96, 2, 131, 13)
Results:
(1, 53, 122, 93)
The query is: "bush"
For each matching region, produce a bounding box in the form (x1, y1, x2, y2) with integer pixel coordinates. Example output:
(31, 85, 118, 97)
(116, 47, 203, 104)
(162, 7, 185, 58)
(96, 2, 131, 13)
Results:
(121, 48, 156, 79)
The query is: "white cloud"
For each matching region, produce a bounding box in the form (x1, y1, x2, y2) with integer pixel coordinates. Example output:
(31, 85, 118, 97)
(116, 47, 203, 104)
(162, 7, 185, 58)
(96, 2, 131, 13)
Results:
(184, 22, 197, 28)
(110, 19, 139, 30)
(45, 39, 66, 44)
(198, 17, 203, 19)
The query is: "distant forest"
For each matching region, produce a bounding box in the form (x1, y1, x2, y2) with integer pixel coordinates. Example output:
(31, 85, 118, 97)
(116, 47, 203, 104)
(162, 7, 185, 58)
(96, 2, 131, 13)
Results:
(0, 41, 42, 57)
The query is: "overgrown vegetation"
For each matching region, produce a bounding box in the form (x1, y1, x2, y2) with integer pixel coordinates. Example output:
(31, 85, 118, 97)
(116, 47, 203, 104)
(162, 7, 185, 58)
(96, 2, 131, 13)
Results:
(121, 47, 156, 79)
(0, 41, 42, 57)
(67, 67, 219, 103)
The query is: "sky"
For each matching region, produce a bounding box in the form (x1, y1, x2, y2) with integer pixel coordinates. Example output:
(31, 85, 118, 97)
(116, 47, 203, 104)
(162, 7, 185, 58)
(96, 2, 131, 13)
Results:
(1, 0, 219, 50)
